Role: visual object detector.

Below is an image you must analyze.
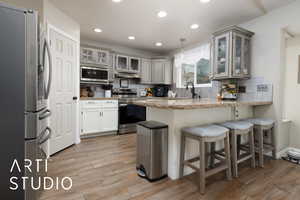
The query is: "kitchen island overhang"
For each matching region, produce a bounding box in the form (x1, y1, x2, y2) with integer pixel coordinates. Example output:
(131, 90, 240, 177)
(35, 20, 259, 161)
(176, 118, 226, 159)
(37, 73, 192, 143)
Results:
(133, 99, 272, 180)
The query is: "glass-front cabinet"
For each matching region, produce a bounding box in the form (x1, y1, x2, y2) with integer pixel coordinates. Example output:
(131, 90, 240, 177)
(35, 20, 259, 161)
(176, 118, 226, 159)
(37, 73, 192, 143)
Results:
(233, 33, 243, 77)
(116, 55, 129, 71)
(214, 33, 230, 78)
(80, 47, 110, 66)
(211, 26, 254, 80)
(129, 57, 140, 73)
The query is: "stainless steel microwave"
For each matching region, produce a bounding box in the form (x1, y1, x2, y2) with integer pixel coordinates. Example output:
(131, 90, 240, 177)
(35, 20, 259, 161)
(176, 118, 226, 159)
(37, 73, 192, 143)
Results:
(80, 66, 112, 83)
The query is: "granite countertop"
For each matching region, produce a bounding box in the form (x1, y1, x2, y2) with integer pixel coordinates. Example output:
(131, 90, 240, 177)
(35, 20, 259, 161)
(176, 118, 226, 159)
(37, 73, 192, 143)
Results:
(80, 97, 119, 101)
(79, 97, 189, 101)
(132, 98, 272, 109)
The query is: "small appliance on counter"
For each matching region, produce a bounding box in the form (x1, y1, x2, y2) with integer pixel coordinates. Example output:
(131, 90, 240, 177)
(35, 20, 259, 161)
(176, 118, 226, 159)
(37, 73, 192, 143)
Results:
(140, 90, 147, 97)
(102, 84, 113, 98)
(153, 85, 169, 97)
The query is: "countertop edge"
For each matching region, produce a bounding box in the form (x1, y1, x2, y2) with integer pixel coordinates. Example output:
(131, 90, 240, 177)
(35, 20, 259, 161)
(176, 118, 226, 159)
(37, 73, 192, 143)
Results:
(132, 101, 273, 110)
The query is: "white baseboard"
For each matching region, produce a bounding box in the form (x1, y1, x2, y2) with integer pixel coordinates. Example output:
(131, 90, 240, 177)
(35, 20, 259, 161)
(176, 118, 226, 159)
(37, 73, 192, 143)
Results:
(269, 147, 300, 159)
(264, 147, 291, 159)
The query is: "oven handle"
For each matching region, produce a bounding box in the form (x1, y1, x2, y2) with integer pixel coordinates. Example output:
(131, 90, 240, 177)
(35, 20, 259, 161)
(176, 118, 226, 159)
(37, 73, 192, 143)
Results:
(119, 104, 128, 107)
(38, 127, 52, 145)
(39, 109, 51, 120)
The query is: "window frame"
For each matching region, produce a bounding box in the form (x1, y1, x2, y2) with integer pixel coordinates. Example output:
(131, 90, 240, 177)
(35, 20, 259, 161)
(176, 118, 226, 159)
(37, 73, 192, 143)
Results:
(176, 43, 212, 88)
(178, 62, 212, 88)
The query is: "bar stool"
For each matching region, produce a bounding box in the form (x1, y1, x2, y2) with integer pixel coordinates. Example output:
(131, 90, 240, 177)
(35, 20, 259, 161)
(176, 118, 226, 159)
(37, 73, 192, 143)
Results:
(244, 118, 276, 167)
(220, 121, 255, 178)
(179, 124, 232, 194)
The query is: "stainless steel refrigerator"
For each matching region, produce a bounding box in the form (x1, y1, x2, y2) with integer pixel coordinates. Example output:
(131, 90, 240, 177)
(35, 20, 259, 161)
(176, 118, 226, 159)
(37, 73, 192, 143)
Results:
(0, 3, 52, 200)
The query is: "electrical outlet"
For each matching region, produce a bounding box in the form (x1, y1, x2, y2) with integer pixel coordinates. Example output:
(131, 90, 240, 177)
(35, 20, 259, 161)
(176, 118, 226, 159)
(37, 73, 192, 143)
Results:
(238, 86, 246, 93)
(257, 84, 268, 92)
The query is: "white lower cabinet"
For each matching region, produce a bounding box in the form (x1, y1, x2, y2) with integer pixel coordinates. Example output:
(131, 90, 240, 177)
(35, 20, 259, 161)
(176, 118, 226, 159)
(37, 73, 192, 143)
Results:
(99, 109, 118, 132)
(80, 100, 118, 136)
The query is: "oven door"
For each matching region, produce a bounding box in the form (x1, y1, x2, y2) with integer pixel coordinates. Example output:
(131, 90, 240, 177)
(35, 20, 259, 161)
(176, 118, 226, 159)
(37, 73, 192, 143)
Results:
(119, 103, 146, 125)
(81, 66, 109, 83)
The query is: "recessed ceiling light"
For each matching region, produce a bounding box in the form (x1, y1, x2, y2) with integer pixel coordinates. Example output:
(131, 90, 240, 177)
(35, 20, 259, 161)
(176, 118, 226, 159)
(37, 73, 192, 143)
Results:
(190, 24, 199, 29)
(155, 42, 163, 47)
(94, 28, 102, 33)
(128, 36, 135, 40)
(157, 11, 167, 18)
(112, 0, 122, 3)
(200, 0, 211, 3)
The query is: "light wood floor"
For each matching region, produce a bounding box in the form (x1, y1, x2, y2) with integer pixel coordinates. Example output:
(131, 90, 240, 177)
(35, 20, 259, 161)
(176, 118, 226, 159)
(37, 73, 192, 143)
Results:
(40, 134, 300, 200)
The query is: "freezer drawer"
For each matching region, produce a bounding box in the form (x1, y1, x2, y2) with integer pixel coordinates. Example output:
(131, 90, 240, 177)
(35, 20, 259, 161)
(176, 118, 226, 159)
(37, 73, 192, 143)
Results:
(25, 108, 51, 139)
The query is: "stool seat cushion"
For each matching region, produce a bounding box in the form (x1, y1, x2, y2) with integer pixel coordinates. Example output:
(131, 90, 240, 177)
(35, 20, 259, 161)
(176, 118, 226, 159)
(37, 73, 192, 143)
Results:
(182, 125, 229, 137)
(221, 121, 253, 130)
(245, 118, 275, 126)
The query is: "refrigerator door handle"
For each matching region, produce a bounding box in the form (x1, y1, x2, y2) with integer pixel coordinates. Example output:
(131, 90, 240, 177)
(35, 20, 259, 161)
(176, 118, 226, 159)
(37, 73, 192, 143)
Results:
(38, 127, 52, 145)
(43, 39, 52, 99)
(39, 109, 51, 120)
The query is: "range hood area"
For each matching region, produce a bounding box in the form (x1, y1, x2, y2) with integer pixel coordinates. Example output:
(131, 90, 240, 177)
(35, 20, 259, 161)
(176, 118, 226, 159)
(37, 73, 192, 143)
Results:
(115, 71, 140, 79)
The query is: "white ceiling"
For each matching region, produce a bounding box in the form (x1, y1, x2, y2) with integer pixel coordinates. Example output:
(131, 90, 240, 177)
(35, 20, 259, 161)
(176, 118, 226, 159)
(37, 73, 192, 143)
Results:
(50, 0, 295, 54)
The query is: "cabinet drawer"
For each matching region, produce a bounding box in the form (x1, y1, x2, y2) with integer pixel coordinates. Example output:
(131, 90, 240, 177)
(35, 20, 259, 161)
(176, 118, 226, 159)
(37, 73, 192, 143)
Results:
(81, 100, 118, 109)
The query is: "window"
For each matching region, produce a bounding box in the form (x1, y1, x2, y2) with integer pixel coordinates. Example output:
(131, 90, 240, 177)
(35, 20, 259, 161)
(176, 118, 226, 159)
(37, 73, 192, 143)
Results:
(175, 43, 211, 88)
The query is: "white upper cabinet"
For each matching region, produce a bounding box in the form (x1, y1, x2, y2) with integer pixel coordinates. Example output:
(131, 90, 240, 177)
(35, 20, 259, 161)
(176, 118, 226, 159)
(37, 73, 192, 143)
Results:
(211, 26, 254, 80)
(81, 47, 110, 66)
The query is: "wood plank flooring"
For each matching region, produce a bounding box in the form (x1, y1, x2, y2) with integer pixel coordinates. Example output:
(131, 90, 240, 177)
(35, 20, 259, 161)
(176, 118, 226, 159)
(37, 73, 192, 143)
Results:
(40, 134, 300, 200)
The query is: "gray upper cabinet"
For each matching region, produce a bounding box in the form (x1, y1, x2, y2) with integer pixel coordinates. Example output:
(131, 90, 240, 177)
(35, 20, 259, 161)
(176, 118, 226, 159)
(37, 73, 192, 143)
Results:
(151, 59, 172, 85)
(163, 60, 172, 84)
(81, 47, 110, 66)
(211, 26, 254, 80)
(129, 57, 140, 73)
(115, 54, 129, 71)
(140, 59, 152, 84)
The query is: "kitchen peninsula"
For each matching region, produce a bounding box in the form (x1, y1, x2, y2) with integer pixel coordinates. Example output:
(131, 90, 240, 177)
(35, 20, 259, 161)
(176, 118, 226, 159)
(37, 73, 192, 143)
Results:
(133, 98, 272, 180)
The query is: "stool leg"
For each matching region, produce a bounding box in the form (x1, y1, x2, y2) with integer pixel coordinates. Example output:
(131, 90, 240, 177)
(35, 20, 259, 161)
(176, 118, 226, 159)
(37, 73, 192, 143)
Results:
(210, 142, 216, 168)
(231, 131, 238, 178)
(249, 128, 256, 168)
(257, 127, 264, 167)
(224, 133, 232, 180)
(270, 126, 276, 159)
(179, 133, 186, 178)
(237, 135, 241, 159)
(205, 143, 210, 169)
(199, 139, 206, 194)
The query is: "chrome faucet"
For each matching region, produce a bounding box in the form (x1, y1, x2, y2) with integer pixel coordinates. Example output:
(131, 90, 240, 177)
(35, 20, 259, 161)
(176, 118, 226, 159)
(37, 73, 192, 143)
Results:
(186, 81, 197, 99)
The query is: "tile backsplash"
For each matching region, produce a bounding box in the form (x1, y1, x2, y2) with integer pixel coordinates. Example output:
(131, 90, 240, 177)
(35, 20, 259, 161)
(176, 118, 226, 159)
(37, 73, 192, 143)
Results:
(81, 76, 273, 101)
(238, 77, 273, 102)
(81, 79, 153, 97)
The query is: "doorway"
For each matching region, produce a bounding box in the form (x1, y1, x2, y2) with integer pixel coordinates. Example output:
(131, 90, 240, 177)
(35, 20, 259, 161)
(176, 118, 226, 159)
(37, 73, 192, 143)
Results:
(47, 25, 78, 155)
(284, 36, 300, 149)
